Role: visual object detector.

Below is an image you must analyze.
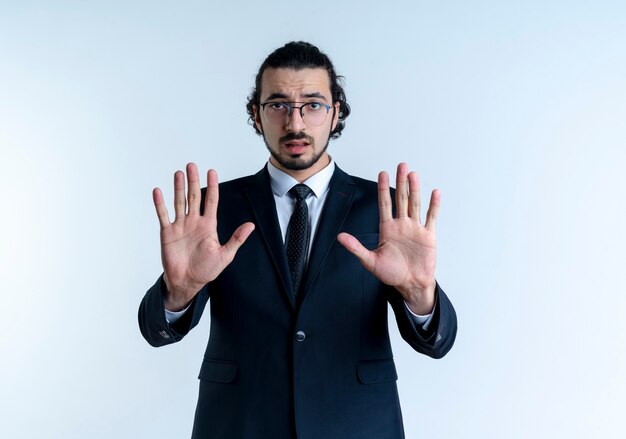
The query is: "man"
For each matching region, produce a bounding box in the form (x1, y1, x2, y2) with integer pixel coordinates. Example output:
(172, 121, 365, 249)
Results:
(139, 41, 457, 439)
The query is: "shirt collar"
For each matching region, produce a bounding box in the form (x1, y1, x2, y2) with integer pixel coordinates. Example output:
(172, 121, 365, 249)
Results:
(267, 158, 336, 198)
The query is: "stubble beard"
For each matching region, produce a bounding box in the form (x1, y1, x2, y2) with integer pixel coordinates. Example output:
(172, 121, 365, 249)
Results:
(262, 131, 331, 171)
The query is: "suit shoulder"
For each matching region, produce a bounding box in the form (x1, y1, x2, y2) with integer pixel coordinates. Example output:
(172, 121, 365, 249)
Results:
(348, 175, 378, 191)
(340, 172, 382, 198)
(218, 173, 258, 192)
(199, 172, 260, 196)
(338, 170, 396, 212)
(198, 171, 262, 215)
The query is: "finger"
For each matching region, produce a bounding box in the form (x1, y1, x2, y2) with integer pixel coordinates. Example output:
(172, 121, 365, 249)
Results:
(395, 163, 409, 218)
(152, 187, 171, 229)
(222, 222, 256, 258)
(336, 232, 376, 272)
(203, 169, 219, 221)
(425, 189, 441, 232)
(408, 171, 421, 223)
(378, 171, 393, 222)
(186, 162, 201, 215)
(173, 170, 186, 220)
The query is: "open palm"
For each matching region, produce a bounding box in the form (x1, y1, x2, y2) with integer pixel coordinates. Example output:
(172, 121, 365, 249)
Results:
(153, 163, 255, 310)
(337, 163, 439, 315)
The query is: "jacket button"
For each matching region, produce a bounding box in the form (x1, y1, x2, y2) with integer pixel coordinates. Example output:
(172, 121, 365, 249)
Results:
(295, 330, 306, 342)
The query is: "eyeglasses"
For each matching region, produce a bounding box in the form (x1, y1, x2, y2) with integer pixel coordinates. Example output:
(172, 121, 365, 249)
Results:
(260, 101, 332, 126)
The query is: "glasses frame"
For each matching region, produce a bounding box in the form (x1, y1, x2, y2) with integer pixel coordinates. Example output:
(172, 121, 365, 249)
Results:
(259, 101, 333, 126)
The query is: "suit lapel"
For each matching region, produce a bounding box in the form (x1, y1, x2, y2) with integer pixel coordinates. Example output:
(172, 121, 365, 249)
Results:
(243, 168, 295, 308)
(299, 166, 356, 304)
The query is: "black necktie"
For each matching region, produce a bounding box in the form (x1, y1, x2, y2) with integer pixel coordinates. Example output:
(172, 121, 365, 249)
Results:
(286, 184, 312, 296)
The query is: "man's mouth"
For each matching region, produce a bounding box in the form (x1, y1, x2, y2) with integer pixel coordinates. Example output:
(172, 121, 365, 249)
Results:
(284, 140, 310, 154)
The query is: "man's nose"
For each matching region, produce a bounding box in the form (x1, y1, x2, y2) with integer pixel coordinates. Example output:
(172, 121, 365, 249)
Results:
(286, 107, 306, 132)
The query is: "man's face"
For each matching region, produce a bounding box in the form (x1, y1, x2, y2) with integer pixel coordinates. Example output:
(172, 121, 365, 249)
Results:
(253, 68, 340, 178)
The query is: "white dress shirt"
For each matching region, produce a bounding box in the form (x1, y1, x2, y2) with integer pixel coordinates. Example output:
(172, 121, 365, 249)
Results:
(166, 158, 433, 330)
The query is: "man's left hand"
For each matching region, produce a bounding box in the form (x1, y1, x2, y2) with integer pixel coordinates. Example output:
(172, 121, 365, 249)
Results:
(337, 163, 439, 315)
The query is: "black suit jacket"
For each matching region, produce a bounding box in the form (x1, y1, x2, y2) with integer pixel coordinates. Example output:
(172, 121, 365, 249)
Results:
(139, 165, 457, 439)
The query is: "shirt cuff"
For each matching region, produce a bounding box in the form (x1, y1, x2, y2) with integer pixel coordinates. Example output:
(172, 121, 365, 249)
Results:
(404, 300, 435, 332)
(164, 304, 191, 324)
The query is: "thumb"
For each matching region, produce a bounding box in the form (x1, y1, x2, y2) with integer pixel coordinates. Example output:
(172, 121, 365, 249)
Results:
(336, 232, 375, 272)
(222, 222, 256, 257)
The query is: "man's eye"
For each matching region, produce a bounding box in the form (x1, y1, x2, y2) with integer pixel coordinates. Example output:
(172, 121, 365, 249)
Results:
(269, 102, 287, 111)
(307, 102, 322, 110)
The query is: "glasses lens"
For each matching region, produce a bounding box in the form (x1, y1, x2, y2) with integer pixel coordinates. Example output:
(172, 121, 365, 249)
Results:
(302, 103, 329, 126)
(264, 103, 290, 124)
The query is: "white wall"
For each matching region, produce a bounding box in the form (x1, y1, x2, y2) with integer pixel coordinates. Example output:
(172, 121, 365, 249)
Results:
(1, 1, 625, 437)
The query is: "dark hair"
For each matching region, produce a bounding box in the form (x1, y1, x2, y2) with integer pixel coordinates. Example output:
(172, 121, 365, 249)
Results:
(246, 41, 351, 139)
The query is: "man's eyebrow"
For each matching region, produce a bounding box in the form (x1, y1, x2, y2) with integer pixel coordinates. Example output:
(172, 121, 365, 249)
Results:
(263, 92, 329, 102)
(264, 93, 289, 101)
(302, 92, 328, 101)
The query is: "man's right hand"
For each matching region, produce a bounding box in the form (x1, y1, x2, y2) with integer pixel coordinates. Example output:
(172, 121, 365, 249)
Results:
(152, 163, 255, 311)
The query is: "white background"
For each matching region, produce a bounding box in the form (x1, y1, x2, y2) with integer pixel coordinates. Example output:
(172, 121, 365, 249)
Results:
(1, 1, 625, 438)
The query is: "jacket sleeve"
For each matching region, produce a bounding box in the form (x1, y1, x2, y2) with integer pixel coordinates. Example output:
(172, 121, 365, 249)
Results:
(138, 274, 210, 347)
(387, 281, 457, 359)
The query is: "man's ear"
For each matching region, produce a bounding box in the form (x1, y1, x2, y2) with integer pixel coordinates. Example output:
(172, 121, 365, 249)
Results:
(331, 102, 340, 132)
(253, 105, 263, 133)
